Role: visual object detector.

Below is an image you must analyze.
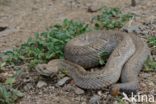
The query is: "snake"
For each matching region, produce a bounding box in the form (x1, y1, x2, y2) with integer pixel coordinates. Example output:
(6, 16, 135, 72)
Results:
(36, 30, 150, 96)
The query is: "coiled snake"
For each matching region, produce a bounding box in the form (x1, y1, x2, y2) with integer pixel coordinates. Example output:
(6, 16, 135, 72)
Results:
(36, 30, 150, 96)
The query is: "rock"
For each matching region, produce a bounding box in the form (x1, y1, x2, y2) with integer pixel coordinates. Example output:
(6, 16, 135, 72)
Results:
(0, 27, 17, 37)
(89, 95, 101, 104)
(148, 81, 155, 86)
(123, 25, 140, 33)
(113, 101, 118, 104)
(74, 87, 85, 95)
(140, 82, 146, 89)
(56, 77, 71, 87)
(142, 73, 151, 79)
(24, 83, 34, 91)
(140, 30, 149, 36)
(38, 91, 43, 95)
(63, 84, 74, 92)
(81, 102, 87, 104)
(87, 2, 103, 12)
(97, 91, 102, 96)
(36, 80, 47, 88)
(139, 25, 146, 31)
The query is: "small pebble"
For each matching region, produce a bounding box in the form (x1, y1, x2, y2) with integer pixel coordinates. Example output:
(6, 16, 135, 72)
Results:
(81, 102, 87, 104)
(37, 80, 47, 88)
(89, 95, 101, 104)
(113, 101, 118, 104)
(97, 91, 102, 96)
(63, 84, 74, 92)
(140, 82, 147, 88)
(56, 77, 71, 87)
(74, 87, 85, 95)
(123, 25, 140, 33)
(24, 83, 34, 91)
(142, 73, 151, 79)
(148, 81, 155, 86)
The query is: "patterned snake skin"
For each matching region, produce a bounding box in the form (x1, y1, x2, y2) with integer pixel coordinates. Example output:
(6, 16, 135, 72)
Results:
(36, 30, 150, 95)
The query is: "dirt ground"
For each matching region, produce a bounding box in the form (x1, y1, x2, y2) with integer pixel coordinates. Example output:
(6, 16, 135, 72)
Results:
(0, 0, 156, 104)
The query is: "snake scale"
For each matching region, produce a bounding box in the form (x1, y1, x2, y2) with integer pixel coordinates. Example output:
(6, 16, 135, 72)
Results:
(36, 30, 150, 95)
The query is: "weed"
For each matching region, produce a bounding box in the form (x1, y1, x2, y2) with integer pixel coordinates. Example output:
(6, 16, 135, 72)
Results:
(145, 36, 156, 71)
(98, 51, 110, 65)
(144, 57, 156, 72)
(0, 19, 90, 69)
(92, 7, 133, 29)
(115, 96, 126, 104)
(0, 68, 24, 104)
(148, 36, 156, 47)
(0, 83, 24, 104)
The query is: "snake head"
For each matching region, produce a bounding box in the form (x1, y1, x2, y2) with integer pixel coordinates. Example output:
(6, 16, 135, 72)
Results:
(35, 60, 59, 77)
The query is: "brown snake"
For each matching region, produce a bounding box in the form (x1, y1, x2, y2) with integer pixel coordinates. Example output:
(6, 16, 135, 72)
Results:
(36, 30, 150, 95)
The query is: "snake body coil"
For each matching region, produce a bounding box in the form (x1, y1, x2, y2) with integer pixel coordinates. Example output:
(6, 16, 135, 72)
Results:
(36, 30, 149, 95)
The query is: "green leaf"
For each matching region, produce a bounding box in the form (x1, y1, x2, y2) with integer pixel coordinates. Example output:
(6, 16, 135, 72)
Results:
(148, 36, 156, 47)
(5, 78, 16, 85)
(93, 7, 132, 29)
(0, 62, 6, 69)
(12, 89, 24, 97)
(98, 51, 110, 65)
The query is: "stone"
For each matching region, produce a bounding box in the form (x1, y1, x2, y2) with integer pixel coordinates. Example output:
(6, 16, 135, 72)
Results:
(140, 82, 146, 88)
(113, 101, 118, 104)
(89, 95, 101, 104)
(81, 102, 87, 104)
(36, 80, 47, 88)
(74, 87, 85, 95)
(0, 27, 17, 37)
(148, 81, 155, 86)
(140, 31, 149, 36)
(63, 84, 74, 92)
(87, 2, 103, 12)
(24, 83, 34, 91)
(56, 77, 71, 87)
(142, 73, 151, 79)
(123, 25, 140, 33)
(97, 91, 102, 96)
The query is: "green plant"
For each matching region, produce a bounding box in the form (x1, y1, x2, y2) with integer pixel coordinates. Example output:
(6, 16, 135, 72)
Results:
(0, 67, 24, 104)
(115, 96, 126, 104)
(98, 51, 110, 65)
(0, 19, 90, 69)
(93, 7, 133, 29)
(145, 36, 156, 71)
(0, 83, 24, 104)
(144, 57, 156, 72)
(148, 36, 156, 47)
